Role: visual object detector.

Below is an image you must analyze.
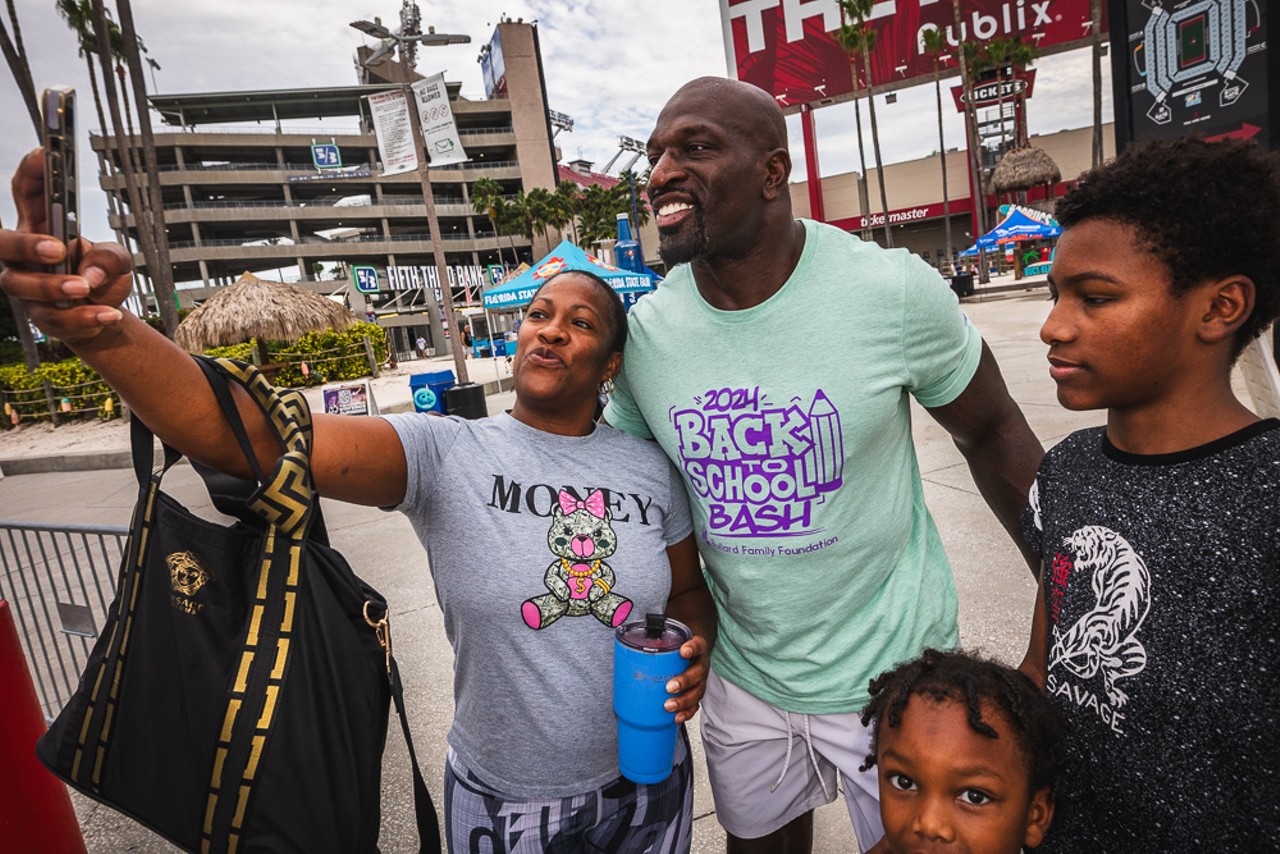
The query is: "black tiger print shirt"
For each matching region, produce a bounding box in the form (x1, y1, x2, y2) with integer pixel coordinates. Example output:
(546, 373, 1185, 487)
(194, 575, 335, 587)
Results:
(1023, 420, 1280, 851)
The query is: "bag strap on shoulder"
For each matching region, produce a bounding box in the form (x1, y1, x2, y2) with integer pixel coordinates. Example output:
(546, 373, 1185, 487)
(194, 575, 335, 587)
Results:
(201, 358, 441, 852)
(194, 357, 316, 537)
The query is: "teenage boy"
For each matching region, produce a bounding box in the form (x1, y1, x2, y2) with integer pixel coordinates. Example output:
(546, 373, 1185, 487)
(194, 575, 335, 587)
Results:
(1020, 136, 1280, 849)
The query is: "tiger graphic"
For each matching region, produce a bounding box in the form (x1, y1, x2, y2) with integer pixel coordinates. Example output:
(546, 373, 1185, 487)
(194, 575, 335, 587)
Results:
(1049, 525, 1151, 707)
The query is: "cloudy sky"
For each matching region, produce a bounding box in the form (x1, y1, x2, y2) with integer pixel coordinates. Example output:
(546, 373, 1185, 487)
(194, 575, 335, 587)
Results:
(1, 0, 1111, 241)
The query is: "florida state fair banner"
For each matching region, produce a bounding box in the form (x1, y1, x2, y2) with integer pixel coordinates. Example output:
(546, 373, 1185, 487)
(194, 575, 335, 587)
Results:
(719, 0, 1096, 110)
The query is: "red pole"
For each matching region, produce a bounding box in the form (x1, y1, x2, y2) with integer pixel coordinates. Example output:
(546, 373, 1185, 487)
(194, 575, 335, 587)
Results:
(800, 104, 825, 223)
(0, 600, 87, 853)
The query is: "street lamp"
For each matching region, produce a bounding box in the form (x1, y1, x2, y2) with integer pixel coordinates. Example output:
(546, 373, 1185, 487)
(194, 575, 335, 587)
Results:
(351, 3, 472, 384)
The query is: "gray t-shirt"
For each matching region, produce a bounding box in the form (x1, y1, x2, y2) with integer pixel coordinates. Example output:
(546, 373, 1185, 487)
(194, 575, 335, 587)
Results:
(385, 411, 693, 798)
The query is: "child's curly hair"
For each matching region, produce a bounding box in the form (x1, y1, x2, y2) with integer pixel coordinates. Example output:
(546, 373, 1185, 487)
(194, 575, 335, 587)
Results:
(1055, 136, 1280, 359)
(860, 648, 1067, 798)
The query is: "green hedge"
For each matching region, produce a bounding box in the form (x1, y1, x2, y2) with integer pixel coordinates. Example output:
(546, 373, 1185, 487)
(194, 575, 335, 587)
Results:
(0, 358, 120, 427)
(0, 322, 388, 429)
(264, 322, 387, 388)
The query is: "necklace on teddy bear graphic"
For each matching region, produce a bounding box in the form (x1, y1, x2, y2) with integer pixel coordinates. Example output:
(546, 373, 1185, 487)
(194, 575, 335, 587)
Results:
(561, 558, 609, 595)
(562, 558, 601, 577)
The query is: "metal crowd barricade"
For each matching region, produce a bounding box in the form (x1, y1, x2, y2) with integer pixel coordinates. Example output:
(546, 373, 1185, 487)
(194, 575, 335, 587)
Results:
(0, 520, 127, 720)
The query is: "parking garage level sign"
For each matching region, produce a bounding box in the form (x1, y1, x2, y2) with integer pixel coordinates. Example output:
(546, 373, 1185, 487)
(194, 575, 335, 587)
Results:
(354, 266, 379, 294)
(311, 143, 343, 170)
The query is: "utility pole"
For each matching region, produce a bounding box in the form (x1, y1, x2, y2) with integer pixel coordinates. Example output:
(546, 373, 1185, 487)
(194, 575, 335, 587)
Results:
(352, 1, 471, 384)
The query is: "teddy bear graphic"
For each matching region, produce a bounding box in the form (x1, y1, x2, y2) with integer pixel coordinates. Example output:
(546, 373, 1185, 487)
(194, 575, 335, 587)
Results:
(521, 488, 633, 630)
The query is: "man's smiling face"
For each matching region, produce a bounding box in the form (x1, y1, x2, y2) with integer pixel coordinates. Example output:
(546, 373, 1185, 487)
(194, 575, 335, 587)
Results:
(645, 82, 778, 268)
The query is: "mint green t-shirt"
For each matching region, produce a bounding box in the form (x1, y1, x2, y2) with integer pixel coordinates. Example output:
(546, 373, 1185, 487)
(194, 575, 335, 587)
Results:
(604, 219, 982, 714)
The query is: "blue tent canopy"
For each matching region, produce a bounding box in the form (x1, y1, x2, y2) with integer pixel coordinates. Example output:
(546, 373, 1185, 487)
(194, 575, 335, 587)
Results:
(989, 209, 1061, 243)
(958, 209, 1061, 256)
(481, 240, 656, 310)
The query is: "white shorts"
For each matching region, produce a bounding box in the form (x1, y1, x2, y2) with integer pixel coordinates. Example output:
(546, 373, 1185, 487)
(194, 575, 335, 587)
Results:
(699, 670, 883, 848)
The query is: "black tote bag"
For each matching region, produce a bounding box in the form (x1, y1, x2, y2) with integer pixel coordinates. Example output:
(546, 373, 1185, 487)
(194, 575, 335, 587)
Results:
(36, 357, 441, 854)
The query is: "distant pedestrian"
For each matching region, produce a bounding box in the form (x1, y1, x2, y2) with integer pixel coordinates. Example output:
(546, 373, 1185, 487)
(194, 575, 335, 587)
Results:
(415, 335, 427, 359)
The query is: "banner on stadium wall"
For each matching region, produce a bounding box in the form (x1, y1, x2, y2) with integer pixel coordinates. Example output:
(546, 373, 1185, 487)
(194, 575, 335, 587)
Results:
(412, 73, 469, 166)
(367, 90, 418, 176)
(719, 0, 1096, 111)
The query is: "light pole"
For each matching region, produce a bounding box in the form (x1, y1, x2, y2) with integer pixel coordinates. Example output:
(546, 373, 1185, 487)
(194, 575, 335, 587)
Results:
(351, 5, 472, 385)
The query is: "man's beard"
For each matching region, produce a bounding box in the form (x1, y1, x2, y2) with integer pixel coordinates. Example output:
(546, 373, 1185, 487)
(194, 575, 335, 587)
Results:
(657, 212, 710, 267)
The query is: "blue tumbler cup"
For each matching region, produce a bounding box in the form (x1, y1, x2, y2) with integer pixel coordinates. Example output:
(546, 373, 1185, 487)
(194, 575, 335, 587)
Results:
(613, 614, 692, 784)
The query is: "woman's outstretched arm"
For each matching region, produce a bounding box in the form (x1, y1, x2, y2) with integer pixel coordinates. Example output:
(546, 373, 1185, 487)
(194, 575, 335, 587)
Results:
(0, 149, 407, 507)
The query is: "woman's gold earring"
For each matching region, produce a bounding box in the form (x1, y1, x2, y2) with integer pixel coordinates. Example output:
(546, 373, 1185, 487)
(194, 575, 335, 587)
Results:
(600, 378, 615, 396)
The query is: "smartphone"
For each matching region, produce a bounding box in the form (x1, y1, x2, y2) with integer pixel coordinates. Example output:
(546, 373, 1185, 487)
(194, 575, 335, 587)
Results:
(42, 85, 80, 276)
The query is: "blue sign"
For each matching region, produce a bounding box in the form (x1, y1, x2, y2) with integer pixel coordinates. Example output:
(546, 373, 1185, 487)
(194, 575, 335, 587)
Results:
(353, 265, 379, 294)
(413, 386, 437, 411)
(311, 143, 342, 170)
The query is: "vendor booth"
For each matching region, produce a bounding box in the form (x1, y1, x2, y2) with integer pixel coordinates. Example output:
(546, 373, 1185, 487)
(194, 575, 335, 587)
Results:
(482, 240, 656, 311)
(959, 208, 1062, 277)
(474, 240, 658, 358)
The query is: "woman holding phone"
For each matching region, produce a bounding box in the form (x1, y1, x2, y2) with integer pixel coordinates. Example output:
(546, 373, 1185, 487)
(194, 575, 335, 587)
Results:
(0, 149, 715, 853)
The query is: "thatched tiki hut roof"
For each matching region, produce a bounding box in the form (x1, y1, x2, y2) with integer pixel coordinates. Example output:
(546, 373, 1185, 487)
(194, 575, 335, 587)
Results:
(175, 271, 359, 352)
(990, 146, 1062, 194)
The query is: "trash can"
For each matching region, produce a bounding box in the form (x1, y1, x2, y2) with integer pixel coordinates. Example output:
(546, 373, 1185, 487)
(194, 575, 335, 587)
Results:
(445, 383, 487, 420)
(410, 370, 454, 414)
(950, 272, 975, 298)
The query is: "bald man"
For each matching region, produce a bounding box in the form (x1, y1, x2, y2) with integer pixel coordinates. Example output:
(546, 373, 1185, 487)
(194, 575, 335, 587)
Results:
(604, 78, 1044, 853)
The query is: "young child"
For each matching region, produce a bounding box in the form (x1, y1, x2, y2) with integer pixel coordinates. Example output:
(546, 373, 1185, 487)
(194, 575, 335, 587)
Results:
(1021, 136, 1280, 849)
(860, 648, 1065, 853)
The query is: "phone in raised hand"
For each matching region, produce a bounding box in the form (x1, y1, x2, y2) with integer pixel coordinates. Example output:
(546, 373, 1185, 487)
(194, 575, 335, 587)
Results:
(42, 85, 80, 277)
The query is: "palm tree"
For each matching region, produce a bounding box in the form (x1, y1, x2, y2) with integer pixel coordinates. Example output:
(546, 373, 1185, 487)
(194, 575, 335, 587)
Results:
(471, 177, 514, 267)
(983, 37, 1014, 154)
(492, 197, 526, 263)
(548, 180, 581, 244)
(955, 0, 990, 283)
(832, 16, 872, 241)
(835, 0, 892, 247)
(56, 0, 131, 245)
(922, 27, 954, 268)
(1006, 39, 1039, 148)
(58, 1, 121, 139)
(618, 169, 651, 228)
(574, 184, 616, 247)
(0, 1, 44, 370)
(571, 182, 635, 247)
(114, 0, 179, 336)
(1090, 0, 1104, 168)
(87, 0, 169, 333)
(509, 188, 555, 251)
(1, 1, 40, 137)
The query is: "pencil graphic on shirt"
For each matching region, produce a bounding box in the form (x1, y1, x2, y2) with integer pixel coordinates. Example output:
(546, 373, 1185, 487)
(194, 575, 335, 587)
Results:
(807, 390, 843, 490)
